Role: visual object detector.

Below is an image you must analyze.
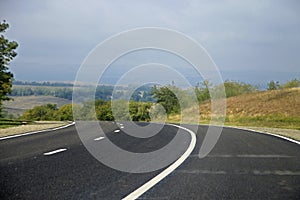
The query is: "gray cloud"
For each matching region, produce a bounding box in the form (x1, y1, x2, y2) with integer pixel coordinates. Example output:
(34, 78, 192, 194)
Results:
(0, 0, 299, 83)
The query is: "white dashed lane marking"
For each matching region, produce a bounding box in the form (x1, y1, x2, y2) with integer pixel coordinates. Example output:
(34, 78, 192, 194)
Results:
(94, 136, 105, 141)
(114, 130, 121, 133)
(43, 148, 67, 156)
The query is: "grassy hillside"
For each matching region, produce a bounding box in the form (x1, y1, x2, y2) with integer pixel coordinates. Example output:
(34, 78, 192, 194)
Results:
(3, 96, 72, 117)
(169, 88, 300, 129)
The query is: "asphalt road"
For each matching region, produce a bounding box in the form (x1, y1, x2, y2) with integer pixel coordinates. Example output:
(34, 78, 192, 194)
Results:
(0, 122, 299, 199)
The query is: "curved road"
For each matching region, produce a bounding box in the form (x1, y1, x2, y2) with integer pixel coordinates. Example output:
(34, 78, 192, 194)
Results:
(0, 122, 299, 199)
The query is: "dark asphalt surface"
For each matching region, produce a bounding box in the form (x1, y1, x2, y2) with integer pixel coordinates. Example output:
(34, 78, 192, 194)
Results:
(0, 122, 299, 200)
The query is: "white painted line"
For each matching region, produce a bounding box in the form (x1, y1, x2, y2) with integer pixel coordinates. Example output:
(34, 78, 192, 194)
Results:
(122, 123, 196, 200)
(225, 126, 300, 145)
(176, 169, 300, 176)
(0, 122, 75, 141)
(119, 124, 124, 126)
(43, 148, 67, 156)
(114, 129, 121, 133)
(190, 154, 293, 158)
(120, 126, 124, 129)
(236, 154, 293, 158)
(94, 136, 105, 141)
(253, 170, 300, 176)
(176, 169, 227, 175)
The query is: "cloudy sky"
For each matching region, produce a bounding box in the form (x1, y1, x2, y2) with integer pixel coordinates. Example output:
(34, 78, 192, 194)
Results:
(1, 0, 299, 86)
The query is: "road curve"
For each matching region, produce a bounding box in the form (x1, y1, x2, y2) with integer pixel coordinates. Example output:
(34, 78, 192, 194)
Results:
(0, 122, 299, 199)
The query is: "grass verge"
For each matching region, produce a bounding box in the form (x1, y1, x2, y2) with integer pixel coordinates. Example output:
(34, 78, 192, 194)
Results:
(0, 121, 70, 138)
(167, 113, 300, 142)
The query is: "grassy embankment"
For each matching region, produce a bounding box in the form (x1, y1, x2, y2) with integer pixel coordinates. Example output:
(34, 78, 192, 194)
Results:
(0, 121, 69, 138)
(168, 88, 300, 132)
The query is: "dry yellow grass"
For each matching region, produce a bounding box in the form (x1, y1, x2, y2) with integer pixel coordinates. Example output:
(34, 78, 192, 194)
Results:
(200, 87, 300, 118)
(0, 121, 70, 138)
(167, 88, 300, 141)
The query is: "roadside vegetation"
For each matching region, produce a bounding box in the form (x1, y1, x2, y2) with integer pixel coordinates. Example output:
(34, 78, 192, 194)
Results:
(0, 20, 18, 117)
(193, 87, 300, 129)
(10, 78, 298, 130)
(0, 118, 23, 129)
(1, 75, 300, 133)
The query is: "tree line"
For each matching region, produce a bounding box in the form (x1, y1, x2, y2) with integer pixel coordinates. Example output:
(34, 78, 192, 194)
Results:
(21, 100, 153, 122)
(10, 79, 299, 103)
(11, 85, 155, 101)
(13, 80, 74, 87)
(20, 78, 300, 121)
(267, 79, 300, 90)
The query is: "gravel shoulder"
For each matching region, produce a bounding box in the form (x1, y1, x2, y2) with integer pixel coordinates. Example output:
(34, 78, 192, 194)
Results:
(0, 121, 71, 138)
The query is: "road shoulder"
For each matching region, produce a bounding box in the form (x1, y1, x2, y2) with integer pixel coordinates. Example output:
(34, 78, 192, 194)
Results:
(0, 121, 72, 138)
(228, 126, 300, 143)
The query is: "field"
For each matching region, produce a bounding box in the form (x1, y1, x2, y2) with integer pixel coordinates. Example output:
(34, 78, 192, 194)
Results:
(2, 96, 72, 117)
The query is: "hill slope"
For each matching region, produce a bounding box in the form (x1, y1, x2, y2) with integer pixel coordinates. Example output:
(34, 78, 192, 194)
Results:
(200, 87, 300, 117)
(169, 88, 300, 129)
(204, 88, 300, 129)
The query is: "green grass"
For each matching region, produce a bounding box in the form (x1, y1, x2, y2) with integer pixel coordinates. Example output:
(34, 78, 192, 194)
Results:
(224, 114, 300, 130)
(0, 118, 24, 129)
(167, 113, 300, 130)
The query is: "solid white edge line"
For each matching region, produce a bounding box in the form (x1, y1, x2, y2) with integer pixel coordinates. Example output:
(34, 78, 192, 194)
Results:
(0, 122, 75, 140)
(224, 126, 300, 145)
(43, 148, 67, 156)
(122, 123, 196, 200)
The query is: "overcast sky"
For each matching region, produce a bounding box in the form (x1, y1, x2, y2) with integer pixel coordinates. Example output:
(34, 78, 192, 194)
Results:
(1, 0, 299, 86)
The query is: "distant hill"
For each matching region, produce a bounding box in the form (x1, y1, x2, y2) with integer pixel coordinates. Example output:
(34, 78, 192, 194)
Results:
(3, 96, 72, 117)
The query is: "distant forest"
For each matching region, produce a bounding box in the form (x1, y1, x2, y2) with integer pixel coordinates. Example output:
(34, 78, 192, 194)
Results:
(11, 81, 155, 102)
(11, 79, 299, 102)
(13, 80, 74, 87)
(11, 79, 300, 122)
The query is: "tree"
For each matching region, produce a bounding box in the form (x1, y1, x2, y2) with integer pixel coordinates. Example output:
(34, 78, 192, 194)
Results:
(281, 79, 300, 89)
(151, 85, 180, 114)
(0, 20, 18, 116)
(96, 102, 114, 121)
(57, 104, 74, 121)
(195, 80, 210, 103)
(267, 80, 280, 90)
(22, 104, 58, 121)
(221, 80, 257, 97)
